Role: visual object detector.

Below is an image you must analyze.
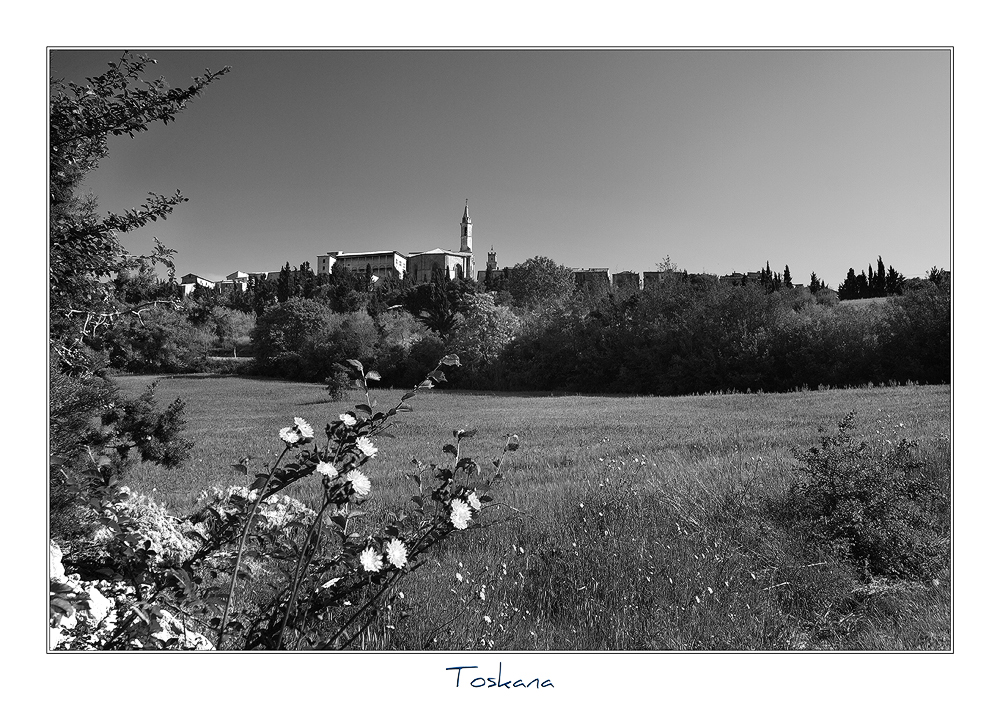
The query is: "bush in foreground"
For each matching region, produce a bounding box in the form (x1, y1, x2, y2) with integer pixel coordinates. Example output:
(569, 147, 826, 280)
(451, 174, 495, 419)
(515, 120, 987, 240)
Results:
(780, 411, 949, 581)
(50, 355, 522, 650)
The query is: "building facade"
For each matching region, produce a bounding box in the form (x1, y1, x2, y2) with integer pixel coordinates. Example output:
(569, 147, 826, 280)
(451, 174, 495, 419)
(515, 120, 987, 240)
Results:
(317, 250, 409, 282)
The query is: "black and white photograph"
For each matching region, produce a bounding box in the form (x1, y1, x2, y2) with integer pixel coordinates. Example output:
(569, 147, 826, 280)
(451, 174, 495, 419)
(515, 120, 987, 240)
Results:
(47, 46, 952, 655)
(26, 3, 998, 708)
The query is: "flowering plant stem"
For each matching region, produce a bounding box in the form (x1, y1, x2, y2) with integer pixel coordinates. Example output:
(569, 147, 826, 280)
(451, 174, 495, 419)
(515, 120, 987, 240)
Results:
(218, 446, 289, 648)
(320, 524, 440, 650)
(276, 500, 330, 649)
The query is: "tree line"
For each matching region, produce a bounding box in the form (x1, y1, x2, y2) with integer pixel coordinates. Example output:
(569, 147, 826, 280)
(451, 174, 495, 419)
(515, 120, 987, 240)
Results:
(115, 250, 946, 397)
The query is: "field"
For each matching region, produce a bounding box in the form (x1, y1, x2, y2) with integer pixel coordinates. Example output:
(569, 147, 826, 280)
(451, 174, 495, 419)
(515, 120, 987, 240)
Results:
(116, 374, 952, 650)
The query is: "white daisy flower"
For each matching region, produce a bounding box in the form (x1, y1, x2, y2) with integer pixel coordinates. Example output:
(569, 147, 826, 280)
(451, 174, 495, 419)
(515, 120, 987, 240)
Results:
(386, 538, 408, 569)
(316, 461, 338, 478)
(345, 469, 371, 497)
(278, 427, 299, 445)
(360, 547, 383, 573)
(293, 417, 314, 439)
(356, 436, 378, 458)
(450, 499, 473, 530)
(339, 413, 357, 427)
(467, 491, 482, 511)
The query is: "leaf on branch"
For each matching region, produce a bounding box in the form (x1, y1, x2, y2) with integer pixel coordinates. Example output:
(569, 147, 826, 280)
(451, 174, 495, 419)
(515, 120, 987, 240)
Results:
(251, 473, 271, 492)
(443, 443, 459, 457)
(429, 370, 447, 383)
(457, 458, 480, 476)
(418, 380, 434, 389)
(345, 359, 365, 376)
(440, 354, 461, 366)
(365, 371, 381, 382)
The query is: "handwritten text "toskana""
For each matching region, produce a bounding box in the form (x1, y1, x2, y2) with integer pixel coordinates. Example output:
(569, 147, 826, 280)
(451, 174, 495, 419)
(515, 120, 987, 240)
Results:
(446, 664, 553, 689)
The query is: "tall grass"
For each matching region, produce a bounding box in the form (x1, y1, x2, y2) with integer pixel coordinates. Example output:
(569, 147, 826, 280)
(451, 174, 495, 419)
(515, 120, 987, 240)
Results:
(116, 375, 951, 650)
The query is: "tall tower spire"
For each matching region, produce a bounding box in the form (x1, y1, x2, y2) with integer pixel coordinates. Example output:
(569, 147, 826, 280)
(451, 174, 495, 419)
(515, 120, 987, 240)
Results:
(460, 200, 473, 253)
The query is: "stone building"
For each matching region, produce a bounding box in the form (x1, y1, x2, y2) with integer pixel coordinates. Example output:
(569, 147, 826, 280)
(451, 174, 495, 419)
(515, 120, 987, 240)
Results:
(612, 271, 641, 292)
(574, 268, 611, 290)
(315, 202, 475, 284)
(316, 250, 409, 282)
(408, 201, 475, 281)
(720, 271, 762, 286)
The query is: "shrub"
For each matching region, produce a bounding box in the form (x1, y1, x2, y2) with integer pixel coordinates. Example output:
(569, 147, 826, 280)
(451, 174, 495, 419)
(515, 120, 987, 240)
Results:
(101, 305, 214, 373)
(782, 412, 949, 580)
(50, 355, 193, 547)
(324, 367, 352, 401)
(50, 354, 522, 650)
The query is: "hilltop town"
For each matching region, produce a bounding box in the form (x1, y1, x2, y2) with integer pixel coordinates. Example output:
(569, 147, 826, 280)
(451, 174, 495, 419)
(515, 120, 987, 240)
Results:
(178, 202, 795, 296)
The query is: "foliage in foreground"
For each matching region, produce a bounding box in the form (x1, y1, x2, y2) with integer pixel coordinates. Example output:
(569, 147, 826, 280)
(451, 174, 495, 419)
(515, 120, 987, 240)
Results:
(50, 356, 522, 650)
(103, 378, 950, 651)
(49, 51, 228, 562)
(782, 412, 949, 580)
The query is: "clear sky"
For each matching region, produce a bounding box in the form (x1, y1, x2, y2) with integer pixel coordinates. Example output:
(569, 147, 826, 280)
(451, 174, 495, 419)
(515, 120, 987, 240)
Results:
(49, 49, 951, 286)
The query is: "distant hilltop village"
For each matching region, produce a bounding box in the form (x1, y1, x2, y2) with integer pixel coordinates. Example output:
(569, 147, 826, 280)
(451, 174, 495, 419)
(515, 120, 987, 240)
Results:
(178, 202, 800, 296)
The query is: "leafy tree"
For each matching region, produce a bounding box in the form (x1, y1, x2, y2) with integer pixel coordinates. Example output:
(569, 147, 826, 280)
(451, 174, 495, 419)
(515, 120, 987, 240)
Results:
(277, 263, 293, 303)
(874, 256, 887, 296)
(449, 293, 520, 380)
(809, 272, 821, 294)
(102, 305, 214, 372)
(838, 268, 858, 300)
(50, 52, 229, 353)
(210, 307, 255, 357)
(325, 263, 369, 313)
(252, 298, 333, 376)
(885, 265, 904, 295)
(298, 261, 318, 299)
(402, 268, 475, 338)
(856, 268, 870, 298)
(49, 51, 227, 549)
(927, 266, 950, 290)
(508, 256, 575, 309)
(783, 265, 792, 289)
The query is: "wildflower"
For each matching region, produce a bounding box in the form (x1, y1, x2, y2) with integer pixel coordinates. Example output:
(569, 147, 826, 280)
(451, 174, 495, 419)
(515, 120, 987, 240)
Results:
(345, 469, 371, 497)
(467, 491, 482, 511)
(360, 547, 383, 573)
(450, 498, 473, 530)
(340, 413, 357, 427)
(278, 427, 299, 445)
(316, 461, 338, 478)
(386, 538, 408, 569)
(356, 436, 378, 458)
(294, 417, 314, 439)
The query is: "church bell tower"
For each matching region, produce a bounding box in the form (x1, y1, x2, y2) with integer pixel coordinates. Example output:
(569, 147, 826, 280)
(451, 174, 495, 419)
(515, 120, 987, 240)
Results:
(460, 200, 473, 253)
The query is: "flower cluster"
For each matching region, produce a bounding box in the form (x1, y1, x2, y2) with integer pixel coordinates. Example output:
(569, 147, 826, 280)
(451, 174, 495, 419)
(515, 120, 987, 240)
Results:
(360, 538, 409, 573)
(345, 469, 371, 497)
(450, 498, 473, 530)
(447, 488, 486, 530)
(279, 417, 315, 447)
(49, 355, 520, 651)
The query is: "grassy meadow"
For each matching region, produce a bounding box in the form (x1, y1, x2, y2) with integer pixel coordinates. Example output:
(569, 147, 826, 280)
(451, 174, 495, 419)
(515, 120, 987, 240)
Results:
(116, 374, 952, 651)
